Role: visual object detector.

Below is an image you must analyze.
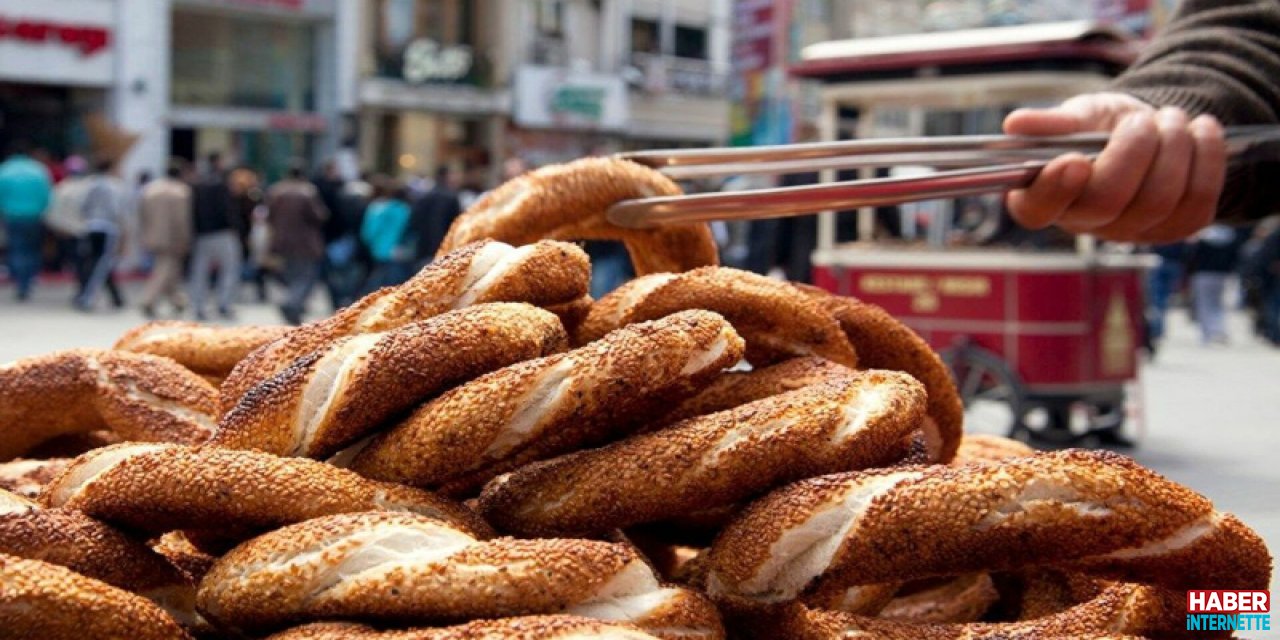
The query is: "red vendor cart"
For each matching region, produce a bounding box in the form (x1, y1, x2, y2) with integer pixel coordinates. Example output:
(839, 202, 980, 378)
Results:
(794, 22, 1151, 446)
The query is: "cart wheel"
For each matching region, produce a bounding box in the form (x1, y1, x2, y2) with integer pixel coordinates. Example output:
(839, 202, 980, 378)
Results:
(941, 344, 1026, 439)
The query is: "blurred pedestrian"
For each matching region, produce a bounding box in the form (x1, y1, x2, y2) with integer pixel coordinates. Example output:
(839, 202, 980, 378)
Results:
(189, 152, 243, 321)
(74, 159, 130, 311)
(137, 160, 193, 318)
(315, 160, 359, 311)
(45, 155, 91, 275)
(409, 165, 462, 264)
(229, 166, 266, 302)
(360, 177, 413, 292)
(1146, 242, 1188, 343)
(266, 162, 329, 325)
(1186, 224, 1240, 345)
(0, 140, 53, 301)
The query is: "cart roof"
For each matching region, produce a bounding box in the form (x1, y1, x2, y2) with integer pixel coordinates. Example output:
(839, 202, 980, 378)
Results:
(792, 20, 1140, 82)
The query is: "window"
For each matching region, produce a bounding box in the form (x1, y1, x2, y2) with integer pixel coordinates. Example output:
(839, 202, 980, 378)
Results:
(374, 0, 474, 80)
(630, 18, 659, 54)
(171, 11, 316, 110)
(674, 24, 708, 59)
(536, 0, 564, 37)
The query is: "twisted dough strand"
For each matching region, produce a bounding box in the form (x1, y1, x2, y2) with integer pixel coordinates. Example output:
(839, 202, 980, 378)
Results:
(800, 286, 965, 462)
(266, 617, 670, 640)
(0, 457, 70, 498)
(216, 303, 567, 459)
(0, 349, 217, 461)
(705, 450, 1270, 606)
(578, 268, 857, 367)
(41, 443, 490, 539)
(197, 511, 724, 637)
(0, 553, 192, 640)
(220, 239, 589, 408)
(115, 321, 291, 383)
(349, 310, 745, 494)
(439, 157, 718, 276)
(478, 370, 925, 537)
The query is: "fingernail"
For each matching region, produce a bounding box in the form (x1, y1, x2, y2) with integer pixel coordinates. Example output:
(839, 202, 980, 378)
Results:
(1121, 111, 1154, 133)
(1189, 114, 1223, 138)
(1156, 107, 1186, 129)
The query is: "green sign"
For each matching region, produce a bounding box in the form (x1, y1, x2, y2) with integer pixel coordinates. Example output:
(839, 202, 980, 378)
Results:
(550, 85, 605, 120)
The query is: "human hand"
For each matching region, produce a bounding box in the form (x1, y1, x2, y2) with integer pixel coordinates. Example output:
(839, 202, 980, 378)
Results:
(1002, 92, 1227, 243)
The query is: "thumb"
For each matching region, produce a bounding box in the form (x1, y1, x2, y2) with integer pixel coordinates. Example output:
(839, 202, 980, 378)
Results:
(1003, 107, 1090, 137)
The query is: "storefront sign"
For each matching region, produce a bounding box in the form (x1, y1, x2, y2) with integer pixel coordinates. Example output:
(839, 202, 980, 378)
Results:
(0, 0, 115, 87)
(514, 65, 627, 131)
(402, 38, 472, 83)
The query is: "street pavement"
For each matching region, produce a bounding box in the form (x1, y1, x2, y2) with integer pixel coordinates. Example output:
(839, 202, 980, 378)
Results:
(1, 281, 1277, 601)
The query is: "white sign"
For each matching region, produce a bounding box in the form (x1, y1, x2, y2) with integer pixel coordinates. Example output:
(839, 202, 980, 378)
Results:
(0, 0, 114, 88)
(514, 65, 628, 131)
(402, 38, 472, 83)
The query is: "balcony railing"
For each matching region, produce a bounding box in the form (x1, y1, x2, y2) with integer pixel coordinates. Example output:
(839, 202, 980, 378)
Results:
(628, 52, 726, 96)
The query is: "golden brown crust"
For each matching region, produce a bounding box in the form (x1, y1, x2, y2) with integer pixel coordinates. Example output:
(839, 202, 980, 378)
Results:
(659, 357, 853, 426)
(41, 443, 490, 540)
(197, 511, 723, 636)
(151, 532, 218, 584)
(546, 295, 594, 338)
(0, 349, 217, 461)
(0, 553, 192, 640)
(877, 574, 999, 623)
(477, 370, 925, 537)
(952, 433, 1036, 466)
(0, 488, 188, 594)
(115, 321, 291, 379)
(579, 268, 857, 367)
(215, 303, 568, 459)
(219, 239, 589, 410)
(799, 286, 964, 463)
(438, 157, 718, 276)
(264, 616, 667, 640)
(704, 450, 1267, 608)
(350, 310, 745, 494)
(0, 457, 70, 498)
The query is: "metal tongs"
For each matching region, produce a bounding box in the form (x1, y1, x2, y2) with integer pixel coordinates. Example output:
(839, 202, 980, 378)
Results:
(607, 126, 1280, 229)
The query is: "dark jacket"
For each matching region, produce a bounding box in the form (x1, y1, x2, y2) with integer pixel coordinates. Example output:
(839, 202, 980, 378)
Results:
(1110, 0, 1280, 221)
(191, 173, 238, 236)
(266, 179, 329, 261)
(410, 186, 462, 261)
(313, 175, 347, 243)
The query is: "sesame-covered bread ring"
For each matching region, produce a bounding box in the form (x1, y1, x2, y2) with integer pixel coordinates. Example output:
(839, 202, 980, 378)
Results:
(114, 321, 291, 384)
(438, 157, 719, 277)
(0, 552, 193, 640)
(0, 457, 70, 498)
(265, 616, 668, 640)
(349, 310, 745, 495)
(799, 286, 964, 463)
(760, 583, 1181, 640)
(0, 488, 188, 600)
(215, 303, 567, 459)
(196, 511, 724, 637)
(40, 443, 491, 540)
(0, 349, 217, 461)
(578, 268, 857, 367)
(952, 433, 1036, 466)
(704, 450, 1271, 610)
(659, 356, 852, 426)
(220, 239, 589, 409)
(478, 370, 925, 537)
(876, 573, 999, 623)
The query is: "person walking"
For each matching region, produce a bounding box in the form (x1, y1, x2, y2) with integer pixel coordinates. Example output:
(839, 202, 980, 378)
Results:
(188, 152, 242, 321)
(74, 159, 130, 311)
(266, 163, 329, 325)
(314, 160, 360, 310)
(137, 160, 193, 318)
(409, 165, 462, 265)
(0, 141, 53, 301)
(1146, 242, 1188, 344)
(1186, 224, 1240, 345)
(359, 177, 413, 292)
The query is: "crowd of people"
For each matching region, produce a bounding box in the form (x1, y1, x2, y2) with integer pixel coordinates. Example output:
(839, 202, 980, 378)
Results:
(0, 143, 494, 325)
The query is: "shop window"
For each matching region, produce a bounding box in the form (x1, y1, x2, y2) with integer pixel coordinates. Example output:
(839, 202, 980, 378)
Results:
(375, 0, 477, 84)
(536, 0, 564, 38)
(630, 18, 659, 54)
(674, 25, 707, 60)
(171, 11, 316, 111)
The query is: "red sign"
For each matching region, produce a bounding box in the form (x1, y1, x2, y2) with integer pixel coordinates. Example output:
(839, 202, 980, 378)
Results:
(0, 15, 109, 56)
(731, 0, 774, 73)
(1188, 591, 1270, 614)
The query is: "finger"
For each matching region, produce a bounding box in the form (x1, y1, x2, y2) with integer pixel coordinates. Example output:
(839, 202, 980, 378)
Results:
(1003, 108, 1088, 136)
(1005, 154, 1092, 229)
(1090, 108, 1194, 241)
(1135, 115, 1227, 244)
(1061, 111, 1161, 229)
